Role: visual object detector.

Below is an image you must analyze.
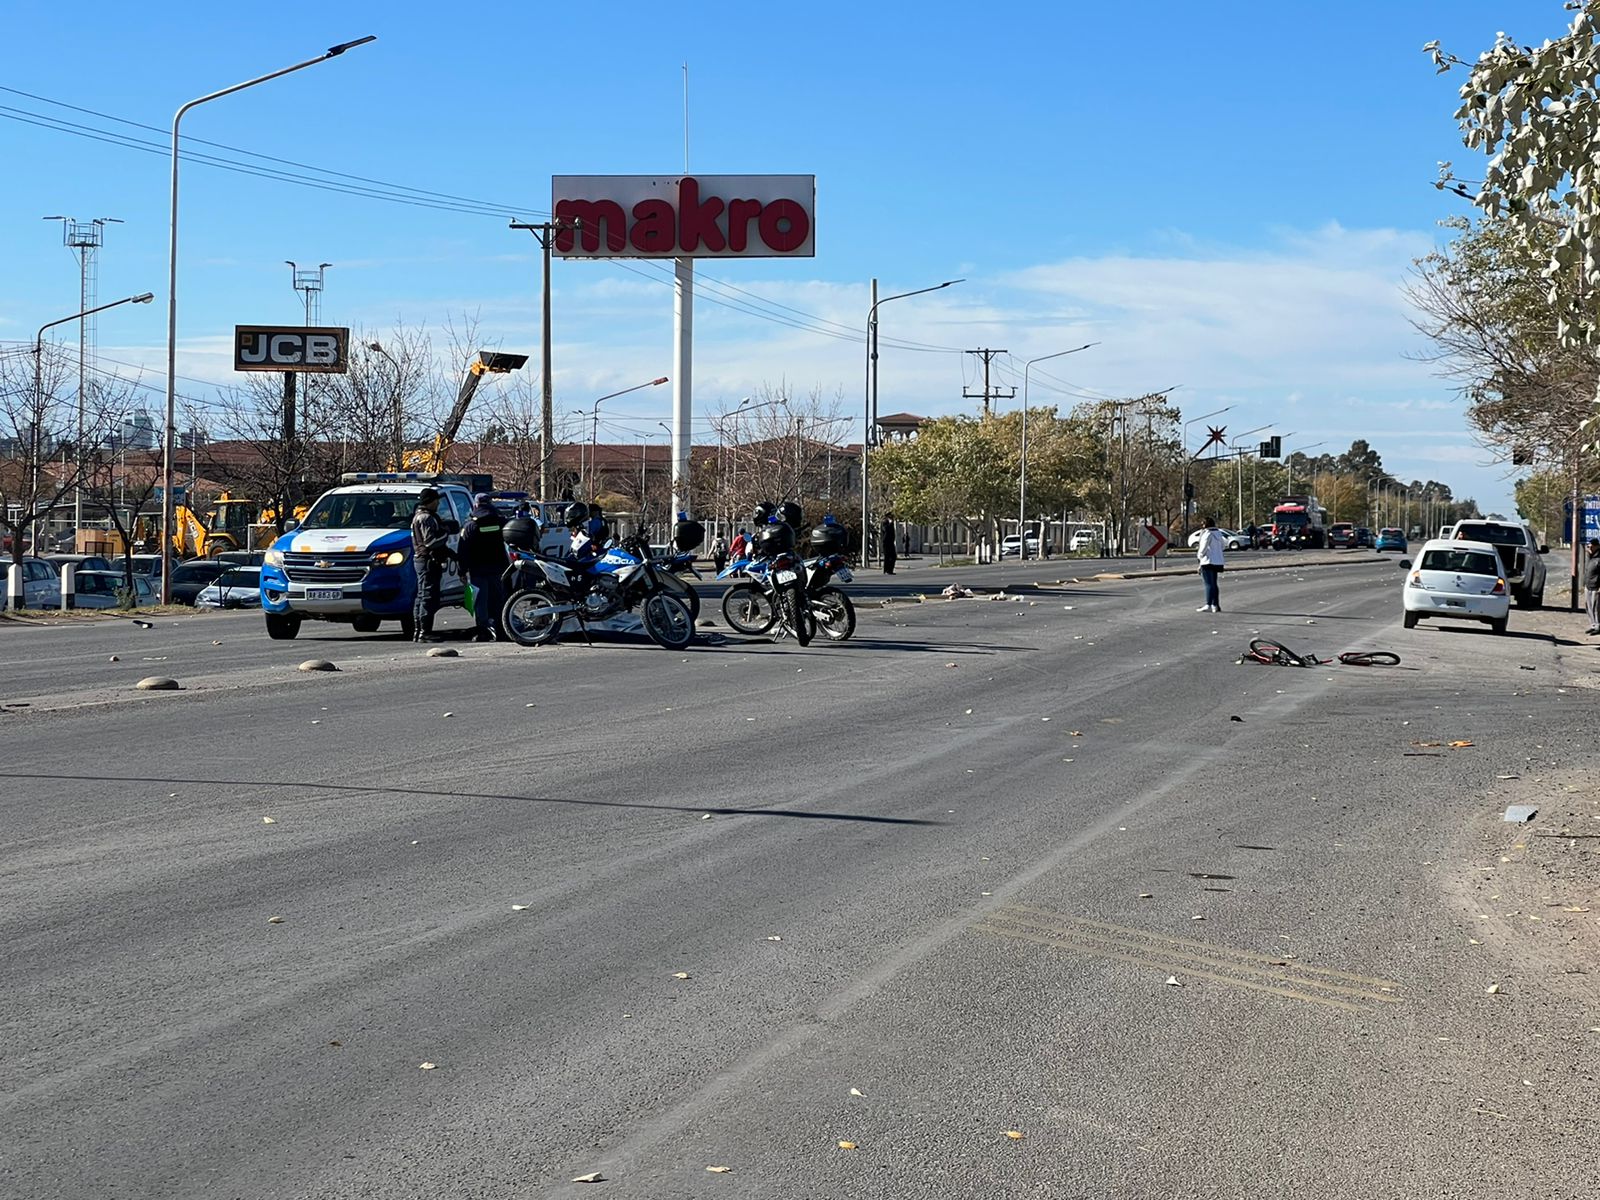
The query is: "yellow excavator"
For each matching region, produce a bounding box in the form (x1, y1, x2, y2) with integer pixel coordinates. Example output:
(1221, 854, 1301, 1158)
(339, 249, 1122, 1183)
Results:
(134, 492, 305, 558)
(395, 351, 528, 473)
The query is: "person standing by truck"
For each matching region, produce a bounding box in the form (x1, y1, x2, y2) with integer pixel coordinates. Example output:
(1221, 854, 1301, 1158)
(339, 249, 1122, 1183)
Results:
(457, 492, 506, 642)
(1195, 515, 1227, 613)
(410, 487, 452, 642)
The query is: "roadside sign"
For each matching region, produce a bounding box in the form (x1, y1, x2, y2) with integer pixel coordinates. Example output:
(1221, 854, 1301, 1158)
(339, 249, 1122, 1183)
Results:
(1562, 494, 1600, 542)
(234, 326, 350, 373)
(1139, 522, 1169, 557)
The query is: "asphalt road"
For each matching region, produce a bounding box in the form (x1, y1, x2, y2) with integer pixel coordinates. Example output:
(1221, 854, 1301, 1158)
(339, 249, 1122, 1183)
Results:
(3, 556, 1596, 1198)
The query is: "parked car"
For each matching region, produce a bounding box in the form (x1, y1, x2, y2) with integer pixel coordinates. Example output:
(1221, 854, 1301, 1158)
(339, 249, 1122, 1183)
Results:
(111, 555, 164, 579)
(170, 559, 231, 606)
(1375, 527, 1407, 553)
(46, 553, 113, 574)
(195, 566, 264, 610)
(1353, 527, 1374, 548)
(216, 549, 266, 567)
(1068, 530, 1099, 552)
(70, 570, 157, 609)
(1402, 539, 1510, 633)
(5, 557, 63, 608)
(1449, 519, 1547, 607)
(1000, 533, 1051, 558)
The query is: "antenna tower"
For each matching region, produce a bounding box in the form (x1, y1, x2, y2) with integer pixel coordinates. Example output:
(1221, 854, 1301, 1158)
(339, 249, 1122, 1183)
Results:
(287, 261, 331, 324)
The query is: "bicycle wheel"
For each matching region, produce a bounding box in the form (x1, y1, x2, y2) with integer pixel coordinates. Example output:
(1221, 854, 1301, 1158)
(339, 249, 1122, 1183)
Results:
(500, 588, 565, 647)
(812, 587, 855, 641)
(721, 583, 776, 635)
(1338, 650, 1400, 667)
(641, 591, 695, 649)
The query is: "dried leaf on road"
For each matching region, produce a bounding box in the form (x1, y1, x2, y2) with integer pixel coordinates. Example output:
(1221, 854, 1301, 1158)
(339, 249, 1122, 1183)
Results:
(1449, 740, 1474, 748)
(837, 1141, 857, 1149)
(1004, 1130, 1025, 1140)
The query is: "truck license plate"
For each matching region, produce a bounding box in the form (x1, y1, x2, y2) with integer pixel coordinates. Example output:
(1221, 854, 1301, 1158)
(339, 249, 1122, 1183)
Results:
(307, 588, 342, 601)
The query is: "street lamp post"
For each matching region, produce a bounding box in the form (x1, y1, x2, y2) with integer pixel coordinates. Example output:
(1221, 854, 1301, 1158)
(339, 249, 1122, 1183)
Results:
(161, 35, 375, 604)
(366, 340, 403, 466)
(1284, 440, 1326, 499)
(1019, 344, 1097, 560)
(1228, 425, 1269, 529)
(34, 293, 155, 551)
(1180, 406, 1232, 544)
(572, 377, 669, 499)
(862, 278, 961, 567)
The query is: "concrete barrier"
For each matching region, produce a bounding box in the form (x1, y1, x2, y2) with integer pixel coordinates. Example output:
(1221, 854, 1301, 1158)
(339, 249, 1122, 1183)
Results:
(5, 563, 21, 611)
(59, 563, 75, 611)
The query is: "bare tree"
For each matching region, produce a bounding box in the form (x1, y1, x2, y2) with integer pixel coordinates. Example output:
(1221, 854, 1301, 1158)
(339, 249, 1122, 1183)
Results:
(323, 323, 439, 473)
(709, 382, 853, 528)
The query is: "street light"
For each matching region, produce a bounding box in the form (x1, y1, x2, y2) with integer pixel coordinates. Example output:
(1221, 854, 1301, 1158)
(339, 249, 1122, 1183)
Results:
(572, 376, 669, 499)
(161, 34, 376, 604)
(33, 293, 155, 551)
(861, 278, 962, 567)
(1019, 344, 1097, 559)
(1179, 405, 1232, 543)
(1228, 425, 1269, 529)
(1284, 439, 1327, 497)
(366, 340, 404, 466)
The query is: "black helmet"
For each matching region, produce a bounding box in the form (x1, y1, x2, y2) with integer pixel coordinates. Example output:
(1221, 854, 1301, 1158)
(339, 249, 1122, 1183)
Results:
(564, 501, 590, 528)
(752, 501, 775, 527)
(779, 501, 803, 531)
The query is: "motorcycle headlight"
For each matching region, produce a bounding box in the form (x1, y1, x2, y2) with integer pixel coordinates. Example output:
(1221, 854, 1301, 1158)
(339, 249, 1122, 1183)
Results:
(264, 549, 284, 567)
(373, 549, 407, 567)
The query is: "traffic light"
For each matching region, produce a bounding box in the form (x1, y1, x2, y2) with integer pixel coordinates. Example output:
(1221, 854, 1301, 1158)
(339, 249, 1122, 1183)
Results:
(1184, 480, 1195, 500)
(1259, 436, 1281, 458)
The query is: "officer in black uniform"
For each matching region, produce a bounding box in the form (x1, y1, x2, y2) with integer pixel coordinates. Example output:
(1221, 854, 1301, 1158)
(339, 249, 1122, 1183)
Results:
(457, 492, 506, 642)
(410, 487, 452, 642)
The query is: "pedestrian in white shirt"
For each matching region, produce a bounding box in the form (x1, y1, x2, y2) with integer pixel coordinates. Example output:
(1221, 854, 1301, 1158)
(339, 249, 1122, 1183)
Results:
(1195, 515, 1227, 612)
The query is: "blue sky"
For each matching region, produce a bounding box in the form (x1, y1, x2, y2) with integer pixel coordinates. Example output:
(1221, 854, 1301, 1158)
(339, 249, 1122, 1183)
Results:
(1, 1, 1576, 514)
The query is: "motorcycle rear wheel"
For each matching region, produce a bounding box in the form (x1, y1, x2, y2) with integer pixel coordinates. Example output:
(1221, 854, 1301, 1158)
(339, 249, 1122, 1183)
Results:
(813, 587, 855, 641)
(721, 582, 776, 635)
(641, 592, 695, 649)
(501, 588, 565, 647)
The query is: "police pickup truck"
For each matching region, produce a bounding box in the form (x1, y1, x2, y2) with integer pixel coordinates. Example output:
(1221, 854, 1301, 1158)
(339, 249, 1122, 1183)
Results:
(258, 473, 474, 640)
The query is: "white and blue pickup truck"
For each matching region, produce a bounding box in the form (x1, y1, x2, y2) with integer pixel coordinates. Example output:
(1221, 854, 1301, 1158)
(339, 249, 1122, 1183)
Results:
(259, 473, 474, 640)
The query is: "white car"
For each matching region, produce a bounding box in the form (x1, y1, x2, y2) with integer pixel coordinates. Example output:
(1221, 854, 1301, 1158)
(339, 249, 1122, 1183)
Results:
(71, 570, 157, 608)
(7, 557, 62, 608)
(1000, 534, 1050, 558)
(195, 566, 264, 610)
(1186, 528, 1251, 551)
(1069, 530, 1099, 552)
(1401, 539, 1510, 634)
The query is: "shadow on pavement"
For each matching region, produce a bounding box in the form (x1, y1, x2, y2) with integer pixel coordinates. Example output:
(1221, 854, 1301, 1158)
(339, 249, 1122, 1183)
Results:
(8, 772, 944, 827)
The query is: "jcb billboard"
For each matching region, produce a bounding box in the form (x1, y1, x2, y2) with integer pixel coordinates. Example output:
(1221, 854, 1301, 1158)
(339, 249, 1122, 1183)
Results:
(234, 326, 350, 373)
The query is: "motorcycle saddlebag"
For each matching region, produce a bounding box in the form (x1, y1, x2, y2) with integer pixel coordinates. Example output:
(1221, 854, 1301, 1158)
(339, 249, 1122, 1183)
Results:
(808, 523, 849, 553)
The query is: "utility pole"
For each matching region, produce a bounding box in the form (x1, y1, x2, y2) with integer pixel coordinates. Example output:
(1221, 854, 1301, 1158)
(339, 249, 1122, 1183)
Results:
(511, 219, 580, 499)
(284, 262, 326, 521)
(963, 348, 1014, 416)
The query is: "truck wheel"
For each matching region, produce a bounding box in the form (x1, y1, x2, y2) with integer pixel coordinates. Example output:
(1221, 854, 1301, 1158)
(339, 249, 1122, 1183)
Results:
(351, 615, 381, 633)
(1402, 611, 1418, 630)
(265, 612, 301, 640)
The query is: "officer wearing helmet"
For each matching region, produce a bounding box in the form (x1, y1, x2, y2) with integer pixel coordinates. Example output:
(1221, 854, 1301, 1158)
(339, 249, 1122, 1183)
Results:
(410, 487, 453, 642)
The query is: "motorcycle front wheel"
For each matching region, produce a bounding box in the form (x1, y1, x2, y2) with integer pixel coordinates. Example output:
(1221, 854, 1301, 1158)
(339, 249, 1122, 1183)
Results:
(812, 586, 855, 641)
(500, 588, 565, 647)
(641, 592, 695, 650)
(720, 582, 776, 635)
(659, 570, 701, 622)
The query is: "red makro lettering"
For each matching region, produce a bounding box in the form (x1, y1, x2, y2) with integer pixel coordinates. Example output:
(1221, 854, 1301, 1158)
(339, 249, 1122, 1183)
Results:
(555, 177, 811, 255)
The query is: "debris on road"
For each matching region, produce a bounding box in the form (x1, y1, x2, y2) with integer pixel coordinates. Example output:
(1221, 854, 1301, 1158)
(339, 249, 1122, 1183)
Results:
(706, 1165, 732, 1173)
(940, 585, 974, 599)
(267, 916, 284, 924)
(1503, 806, 1538, 824)
(1229, 715, 1244, 722)
(672, 971, 690, 979)
(837, 1141, 857, 1150)
(426, 647, 458, 658)
(261, 817, 276, 824)
(1485, 983, 1502, 995)
(1004, 1130, 1025, 1140)
(849, 1087, 864, 1096)
(571, 1171, 605, 1183)
(1166, 976, 1183, 986)
(419, 1061, 437, 1070)
(108, 655, 118, 662)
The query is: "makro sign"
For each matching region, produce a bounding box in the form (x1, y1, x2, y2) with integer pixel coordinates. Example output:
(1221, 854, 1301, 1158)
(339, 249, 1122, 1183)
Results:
(234, 326, 350, 373)
(552, 175, 815, 259)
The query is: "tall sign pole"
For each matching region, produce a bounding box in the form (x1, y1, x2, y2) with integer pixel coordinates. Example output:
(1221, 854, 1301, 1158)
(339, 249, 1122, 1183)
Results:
(511, 220, 578, 499)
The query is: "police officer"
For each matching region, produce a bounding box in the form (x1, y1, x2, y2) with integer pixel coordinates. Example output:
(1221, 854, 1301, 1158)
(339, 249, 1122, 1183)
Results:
(410, 487, 453, 642)
(458, 492, 506, 642)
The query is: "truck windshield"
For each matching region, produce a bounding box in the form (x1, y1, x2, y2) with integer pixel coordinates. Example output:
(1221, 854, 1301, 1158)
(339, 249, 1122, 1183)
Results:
(300, 492, 418, 530)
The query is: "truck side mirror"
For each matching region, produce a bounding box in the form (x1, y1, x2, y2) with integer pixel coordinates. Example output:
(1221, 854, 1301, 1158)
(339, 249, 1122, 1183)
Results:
(1538, 544, 1549, 554)
(284, 518, 299, 532)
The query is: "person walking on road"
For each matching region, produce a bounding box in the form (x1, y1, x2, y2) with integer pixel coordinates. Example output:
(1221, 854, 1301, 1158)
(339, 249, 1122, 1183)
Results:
(1195, 514, 1227, 613)
(728, 528, 748, 562)
(881, 514, 897, 575)
(711, 533, 728, 575)
(1584, 537, 1600, 635)
(458, 493, 507, 643)
(410, 487, 453, 642)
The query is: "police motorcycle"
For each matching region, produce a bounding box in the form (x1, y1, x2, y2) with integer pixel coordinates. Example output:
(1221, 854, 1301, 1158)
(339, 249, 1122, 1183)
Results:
(613, 515, 704, 623)
(497, 503, 698, 650)
(718, 504, 853, 645)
